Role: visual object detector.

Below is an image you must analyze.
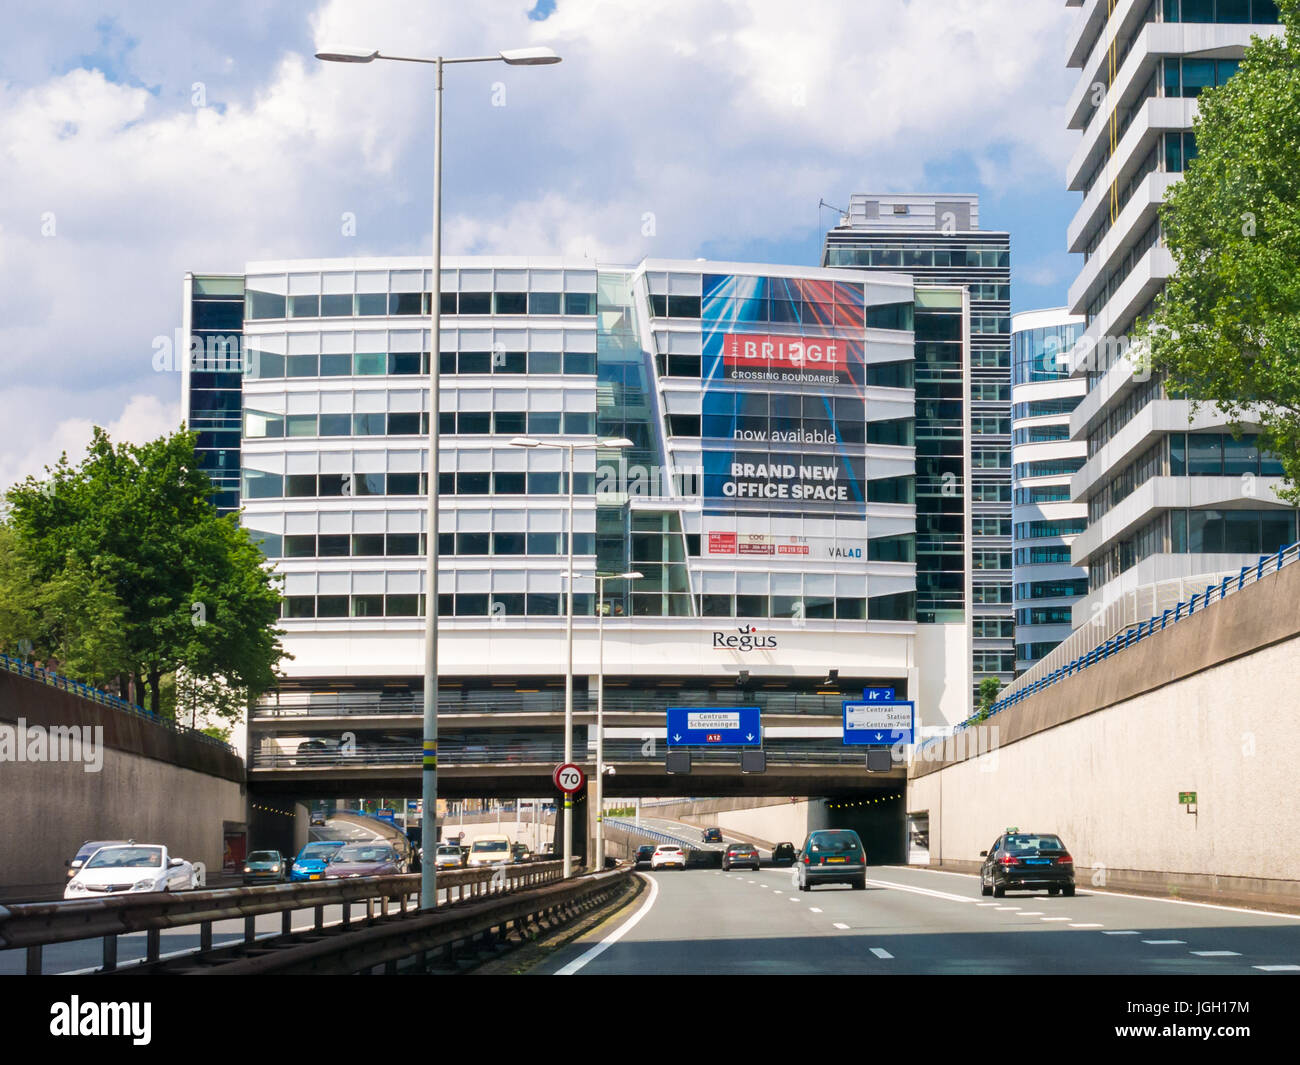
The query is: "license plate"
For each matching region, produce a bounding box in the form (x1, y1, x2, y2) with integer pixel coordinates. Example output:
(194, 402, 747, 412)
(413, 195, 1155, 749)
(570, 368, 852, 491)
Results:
(826, 857, 846, 863)
(1025, 859, 1050, 865)
(309, 874, 321, 879)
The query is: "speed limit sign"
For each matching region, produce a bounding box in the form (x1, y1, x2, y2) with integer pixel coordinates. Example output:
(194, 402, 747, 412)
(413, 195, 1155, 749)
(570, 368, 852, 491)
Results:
(553, 762, 585, 794)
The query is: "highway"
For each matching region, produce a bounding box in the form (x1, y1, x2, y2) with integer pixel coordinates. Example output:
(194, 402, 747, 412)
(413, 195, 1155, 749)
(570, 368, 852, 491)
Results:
(537, 864, 1300, 975)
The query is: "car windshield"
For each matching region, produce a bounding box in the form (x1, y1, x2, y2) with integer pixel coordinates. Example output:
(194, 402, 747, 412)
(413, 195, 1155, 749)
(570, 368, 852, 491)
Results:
(86, 846, 163, 869)
(659, 846, 681, 853)
(76, 842, 120, 862)
(336, 845, 392, 862)
(300, 843, 343, 860)
(1005, 835, 1065, 853)
(436, 846, 460, 856)
(248, 851, 279, 862)
(808, 833, 860, 853)
(472, 841, 509, 853)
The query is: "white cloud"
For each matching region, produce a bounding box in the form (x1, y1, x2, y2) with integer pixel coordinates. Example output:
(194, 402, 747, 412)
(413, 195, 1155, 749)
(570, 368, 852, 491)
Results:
(0, 0, 1078, 494)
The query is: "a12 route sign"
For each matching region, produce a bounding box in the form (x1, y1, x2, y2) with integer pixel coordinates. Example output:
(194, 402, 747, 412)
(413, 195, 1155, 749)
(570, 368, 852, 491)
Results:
(553, 763, 585, 794)
(666, 707, 761, 747)
(842, 700, 914, 746)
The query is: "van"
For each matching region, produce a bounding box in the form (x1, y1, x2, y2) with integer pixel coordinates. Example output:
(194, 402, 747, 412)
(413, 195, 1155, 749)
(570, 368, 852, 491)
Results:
(467, 835, 512, 867)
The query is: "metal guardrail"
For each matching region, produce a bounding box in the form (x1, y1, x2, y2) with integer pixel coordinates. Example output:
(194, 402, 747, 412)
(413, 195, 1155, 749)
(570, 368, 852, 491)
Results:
(0, 861, 562, 975)
(962, 540, 1300, 731)
(0, 652, 236, 755)
(186, 866, 632, 975)
(252, 741, 891, 771)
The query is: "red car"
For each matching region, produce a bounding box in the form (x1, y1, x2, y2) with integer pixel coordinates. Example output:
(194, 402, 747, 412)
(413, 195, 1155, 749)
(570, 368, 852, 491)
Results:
(323, 842, 406, 878)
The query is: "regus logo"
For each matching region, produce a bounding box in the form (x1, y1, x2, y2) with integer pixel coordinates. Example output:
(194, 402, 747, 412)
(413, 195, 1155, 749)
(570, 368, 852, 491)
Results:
(712, 625, 778, 652)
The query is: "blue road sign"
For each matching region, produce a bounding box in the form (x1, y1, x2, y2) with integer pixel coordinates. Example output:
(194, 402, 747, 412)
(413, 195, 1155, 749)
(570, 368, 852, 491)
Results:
(667, 706, 762, 747)
(843, 700, 914, 746)
(863, 687, 896, 702)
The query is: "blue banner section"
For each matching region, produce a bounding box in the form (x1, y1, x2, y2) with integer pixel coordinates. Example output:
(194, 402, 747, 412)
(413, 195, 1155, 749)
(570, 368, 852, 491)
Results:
(842, 700, 914, 746)
(666, 706, 762, 747)
(863, 687, 896, 701)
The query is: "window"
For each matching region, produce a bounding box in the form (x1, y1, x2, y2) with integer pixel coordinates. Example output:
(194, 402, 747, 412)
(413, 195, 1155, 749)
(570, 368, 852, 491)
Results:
(289, 294, 319, 318)
(528, 351, 562, 374)
(320, 293, 352, 317)
(564, 292, 595, 315)
(352, 534, 385, 556)
(245, 291, 285, 319)
(355, 293, 386, 316)
(457, 351, 491, 375)
(529, 292, 562, 315)
(457, 291, 491, 315)
(564, 351, 596, 375)
(389, 292, 422, 315)
(666, 295, 701, 318)
(493, 292, 527, 315)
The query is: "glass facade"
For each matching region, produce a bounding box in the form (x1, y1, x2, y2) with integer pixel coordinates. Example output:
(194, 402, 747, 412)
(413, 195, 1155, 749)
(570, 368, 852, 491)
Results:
(188, 275, 245, 513)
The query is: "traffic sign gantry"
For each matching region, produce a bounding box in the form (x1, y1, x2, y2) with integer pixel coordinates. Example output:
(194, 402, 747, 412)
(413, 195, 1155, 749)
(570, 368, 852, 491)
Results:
(842, 700, 915, 746)
(553, 763, 585, 794)
(666, 707, 761, 747)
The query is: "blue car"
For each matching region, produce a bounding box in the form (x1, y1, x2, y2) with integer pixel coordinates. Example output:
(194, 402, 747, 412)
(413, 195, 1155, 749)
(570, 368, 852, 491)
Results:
(290, 840, 346, 882)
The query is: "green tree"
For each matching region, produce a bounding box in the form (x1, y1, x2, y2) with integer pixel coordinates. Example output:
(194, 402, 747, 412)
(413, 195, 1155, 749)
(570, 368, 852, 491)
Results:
(0, 524, 40, 658)
(974, 676, 1002, 722)
(5, 427, 286, 718)
(33, 552, 128, 687)
(1139, 1, 1300, 501)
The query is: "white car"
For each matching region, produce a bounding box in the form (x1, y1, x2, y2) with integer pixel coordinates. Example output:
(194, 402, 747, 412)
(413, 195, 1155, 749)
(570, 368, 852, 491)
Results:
(650, 844, 686, 870)
(63, 843, 196, 899)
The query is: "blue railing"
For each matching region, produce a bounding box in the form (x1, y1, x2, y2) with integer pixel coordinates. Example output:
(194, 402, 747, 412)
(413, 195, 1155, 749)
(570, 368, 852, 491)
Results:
(958, 540, 1300, 731)
(0, 653, 237, 755)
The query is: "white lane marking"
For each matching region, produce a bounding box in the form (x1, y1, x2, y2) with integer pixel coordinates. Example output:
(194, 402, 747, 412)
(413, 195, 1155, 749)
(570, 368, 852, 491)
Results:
(1040, 917, 1072, 922)
(994, 906, 1019, 911)
(1102, 930, 1141, 935)
(976, 902, 1000, 907)
(833, 922, 850, 930)
(773, 890, 784, 894)
(1018, 912, 1044, 916)
(866, 879, 974, 905)
(870, 947, 893, 959)
(788, 897, 799, 903)
(555, 874, 659, 976)
(1070, 923, 1105, 928)
(1142, 939, 1186, 945)
(882, 866, 1300, 921)
(1255, 964, 1300, 971)
(809, 907, 823, 913)
(1191, 950, 1241, 957)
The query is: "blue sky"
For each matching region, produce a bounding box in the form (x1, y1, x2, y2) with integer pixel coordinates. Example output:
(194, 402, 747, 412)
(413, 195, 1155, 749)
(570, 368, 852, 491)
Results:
(0, 0, 1082, 491)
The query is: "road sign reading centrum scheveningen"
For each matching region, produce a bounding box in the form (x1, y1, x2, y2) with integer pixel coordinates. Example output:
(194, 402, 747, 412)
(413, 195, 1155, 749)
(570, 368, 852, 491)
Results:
(666, 707, 762, 747)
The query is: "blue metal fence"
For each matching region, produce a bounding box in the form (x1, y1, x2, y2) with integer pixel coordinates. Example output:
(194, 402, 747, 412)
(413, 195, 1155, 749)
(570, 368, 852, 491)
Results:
(961, 540, 1300, 731)
(0, 652, 236, 755)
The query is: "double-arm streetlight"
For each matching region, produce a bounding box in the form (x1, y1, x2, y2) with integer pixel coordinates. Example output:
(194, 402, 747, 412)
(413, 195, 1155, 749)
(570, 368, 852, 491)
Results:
(583, 569, 642, 869)
(316, 43, 561, 911)
(510, 436, 632, 876)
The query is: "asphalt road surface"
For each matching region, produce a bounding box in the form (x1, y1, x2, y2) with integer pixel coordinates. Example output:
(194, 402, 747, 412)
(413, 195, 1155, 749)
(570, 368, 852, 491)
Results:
(536, 864, 1300, 975)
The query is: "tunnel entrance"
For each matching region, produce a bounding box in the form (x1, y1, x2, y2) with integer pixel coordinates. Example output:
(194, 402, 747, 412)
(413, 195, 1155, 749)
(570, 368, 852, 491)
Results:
(822, 792, 906, 865)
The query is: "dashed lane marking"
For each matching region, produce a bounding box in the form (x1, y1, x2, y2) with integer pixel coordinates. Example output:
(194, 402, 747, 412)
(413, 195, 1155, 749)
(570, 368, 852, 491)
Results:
(1142, 939, 1186, 945)
(833, 922, 850, 930)
(870, 947, 893, 959)
(1191, 951, 1241, 957)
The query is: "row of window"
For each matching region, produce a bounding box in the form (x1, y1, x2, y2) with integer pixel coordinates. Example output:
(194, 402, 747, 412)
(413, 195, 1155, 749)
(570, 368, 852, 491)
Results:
(1016, 578, 1089, 601)
(972, 584, 1014, 605)
(1017, 606, 1074, 626)
(972, 551, 1012, 571)
(1014, 546, 1076, 566)
(823, 246, 1011, 271)
(1015, 518, 1087, 541)
(243, 349, 599, 380)
(972, 416, 1012, 436)
(972, 618, 1015, 638)
(973, 651, 1016, 674)
(1013, 425, 1072, 445)
(1017, 641, 1064, 662)
(241, 470, 596, 500)
(1012, 397, 1081, 420)
(246, 290, 598, 321)
(1161, 0, 1278, 23)
(973, 518, 1012, 537)
(244, 409, 597, 440)
(1016, 486, 1074, 505)
(279, 591, 917, 622)
(1086, 375, 1165, 456)
(1014, 458, 1086, 480)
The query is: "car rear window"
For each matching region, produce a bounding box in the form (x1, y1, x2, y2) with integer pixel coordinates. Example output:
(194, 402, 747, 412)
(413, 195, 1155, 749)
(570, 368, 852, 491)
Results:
(248, 851, 279, 862)
(472, 840, 509, 853)
(1004, 835, 1065, 853)
(808, 833, 861, 853)
(658, 846, 681, 852)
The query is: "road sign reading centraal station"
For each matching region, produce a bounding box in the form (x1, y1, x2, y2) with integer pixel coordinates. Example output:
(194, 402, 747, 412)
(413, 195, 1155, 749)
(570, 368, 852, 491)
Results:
(666, 707, 762, 747)
(842, 700, 914, 746)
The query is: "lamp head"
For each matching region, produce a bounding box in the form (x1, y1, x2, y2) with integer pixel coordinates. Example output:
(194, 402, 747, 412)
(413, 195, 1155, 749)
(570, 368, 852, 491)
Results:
(315, 48, 379, 63)
(500, 46, 562, 65)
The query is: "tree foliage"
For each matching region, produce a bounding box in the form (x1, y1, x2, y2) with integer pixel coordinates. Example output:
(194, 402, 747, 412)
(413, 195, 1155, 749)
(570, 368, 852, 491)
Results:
(4, 427, 286, 719)
(1140, 0, 1300, 501)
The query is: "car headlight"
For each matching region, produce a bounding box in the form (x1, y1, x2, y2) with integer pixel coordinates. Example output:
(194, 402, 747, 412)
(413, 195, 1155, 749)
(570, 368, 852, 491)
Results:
(243, 866, 251, 873)
(292, 863, 303, 871)
(272, 865, 281, 872)
(66, 881, 86, 893)
(132, 878, 159, 890)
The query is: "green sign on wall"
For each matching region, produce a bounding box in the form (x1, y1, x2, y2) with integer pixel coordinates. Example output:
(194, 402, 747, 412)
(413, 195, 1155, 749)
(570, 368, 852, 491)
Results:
(1179, 791, 1197, 805)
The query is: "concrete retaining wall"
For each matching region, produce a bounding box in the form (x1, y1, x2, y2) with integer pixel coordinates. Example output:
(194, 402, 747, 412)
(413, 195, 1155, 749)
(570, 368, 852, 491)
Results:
(908, 560, 1300, 909)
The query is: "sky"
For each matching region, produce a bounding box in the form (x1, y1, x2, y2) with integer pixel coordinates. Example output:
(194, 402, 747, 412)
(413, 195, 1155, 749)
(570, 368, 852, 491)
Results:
(0, 0, 1083, 494)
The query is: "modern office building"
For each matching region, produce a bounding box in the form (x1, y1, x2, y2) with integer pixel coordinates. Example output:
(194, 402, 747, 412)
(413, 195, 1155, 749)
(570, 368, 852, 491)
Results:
(1064, 0, 1295, 624)
(1010, 309, 1087, 673)
(823, 193, 1012, 706)
(182, 256, 981, 775)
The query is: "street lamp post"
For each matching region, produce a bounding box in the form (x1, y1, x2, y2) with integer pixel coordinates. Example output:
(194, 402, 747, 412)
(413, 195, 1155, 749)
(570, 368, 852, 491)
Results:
(592, 569, 641, 870)
(510, 436, 632, 877)
(316, 43, 561, 911)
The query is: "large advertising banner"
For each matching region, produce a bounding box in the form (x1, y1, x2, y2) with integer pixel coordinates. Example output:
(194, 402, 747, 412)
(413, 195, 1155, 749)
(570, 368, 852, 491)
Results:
(699, 273, 870, 514)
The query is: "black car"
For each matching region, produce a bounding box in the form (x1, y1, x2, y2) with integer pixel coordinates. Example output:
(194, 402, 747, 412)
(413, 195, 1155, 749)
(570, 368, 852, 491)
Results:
(702, 827, 723, 843)
(795, 829, 867, 891)
(633, 845, 656, 868)
(980, 831, 1075, 897)
(771, 842, 797, 865)
(721, 843, 760, 871)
